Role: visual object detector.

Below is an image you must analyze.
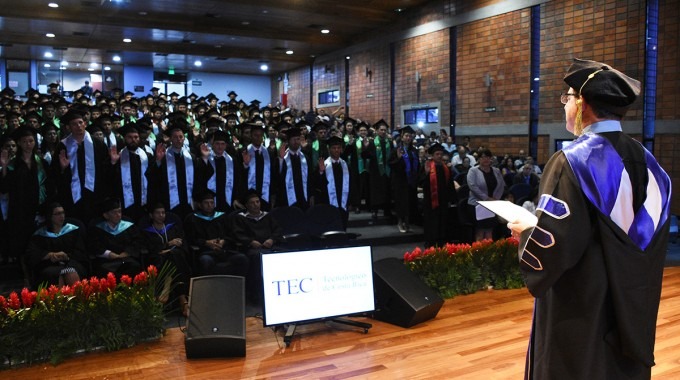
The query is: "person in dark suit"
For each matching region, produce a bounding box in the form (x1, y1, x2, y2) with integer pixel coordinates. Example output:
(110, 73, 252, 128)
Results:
(513, 163, 540, 188)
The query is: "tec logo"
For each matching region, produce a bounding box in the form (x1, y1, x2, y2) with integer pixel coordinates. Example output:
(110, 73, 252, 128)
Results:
(271, 278, 312, 296)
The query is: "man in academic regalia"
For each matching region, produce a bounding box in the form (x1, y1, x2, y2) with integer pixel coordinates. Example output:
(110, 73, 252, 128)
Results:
(303, 121, 329, 165)
(88, 198, 143, 278)
(315, 136, 351, 229)
(508, 59, 672, 379)
(245, 123, 278, 210)
(362, 119, 393, 221)
(203, 130, 247, 213)
(110, 122, 154, 222)
(51, 110, 113, 224)
(277, 127, 313, 209)
(184, 190, 248, 276)
(389, 125, 419, 233)
(151, 119, 212, 221)
(420, 143, 454, 247)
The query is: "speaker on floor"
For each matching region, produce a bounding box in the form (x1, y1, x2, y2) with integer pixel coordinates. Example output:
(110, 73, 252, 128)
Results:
(372, 257, 444, 328)
(185, 275, 246, 358)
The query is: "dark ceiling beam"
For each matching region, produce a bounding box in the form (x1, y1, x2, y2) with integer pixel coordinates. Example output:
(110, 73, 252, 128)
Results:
(0, 31, 314, 65)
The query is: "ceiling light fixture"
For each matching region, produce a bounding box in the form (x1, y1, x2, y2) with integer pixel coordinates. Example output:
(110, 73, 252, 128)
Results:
(123, 38, 132, 43)
(260, 63, 269, 72)
(321, 29, 330, 34)
(60, 60, 68, 66)
(48, 3, 59, 8)
(88, 68, 95, 71)
(104, 66, 111, 71)
(44, 63, 51, 68)
(113, 55, 121, 62)
(286, 50, 294, 55)
(44, 52, 53, 58)
(194, 60, 202, 67)
(46, 33, 55, 38)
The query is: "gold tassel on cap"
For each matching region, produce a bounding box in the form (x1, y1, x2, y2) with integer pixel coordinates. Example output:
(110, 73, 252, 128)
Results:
(574, 69, 604, 136)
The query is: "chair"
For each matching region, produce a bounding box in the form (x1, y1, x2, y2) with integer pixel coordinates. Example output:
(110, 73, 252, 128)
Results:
(508, 183, 532, 205)
(269, 206, 312, 249)
(305, 204, 359, 248)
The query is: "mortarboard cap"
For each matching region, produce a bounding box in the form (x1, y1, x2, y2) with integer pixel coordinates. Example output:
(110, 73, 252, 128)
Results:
(428, 143, 445, 155)
(117, 122, 143, 136)
(60, 110, 84, 125)
(564, 58, 641, 117)
(286, 127, 302, 138)
(326, 135, 344, 147)
(227, 91, 238, 97)
(99, 198, 121, 214)
(400, 125, 415, 135)
(373, 119, 390, 130)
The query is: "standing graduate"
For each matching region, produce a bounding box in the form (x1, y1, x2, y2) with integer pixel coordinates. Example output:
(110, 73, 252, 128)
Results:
(245, 123, 278, 210)
(420, 143, 454, 247)
(361, 119, 393, 221)
(315, 136, 351, 229)
(508, 59, 672, 379)
(52, 110, 113, 224)
(389, 126, 419, 233)
(111, 122, 154, 222)
(204, 129, 247, 213)
(278, 127, 313, 209)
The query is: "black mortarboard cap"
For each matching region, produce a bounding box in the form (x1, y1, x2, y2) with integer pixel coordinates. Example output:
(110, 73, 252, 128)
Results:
(564, 58, 641, 117)
(400, 125, 415, 135)
(168, 92, 180, 98)
(194, 189, 216, 202)
(11, 126, 37, 140)
(210, 129, 230, 142)
(99, 197, 121, 214)
(312, 121, 329, 132)
(227, 91, 238, 97)
(286, 127, 302, 138)
(150, 87, 160, 92)
(373, 119, 390, 130)
(117, 122, 143, 136)
(60, 110, 84, 125)
(326, 136, 343, 147)
(428, 143, 445, 154)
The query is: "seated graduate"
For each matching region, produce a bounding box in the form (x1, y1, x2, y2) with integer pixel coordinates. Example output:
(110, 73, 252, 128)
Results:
(140, 202, 191, 317)
(231, 190, 283, 303)
(184, 189, 248, 277)
(26, 202, 89, 286)
(88, 197, 143, 277)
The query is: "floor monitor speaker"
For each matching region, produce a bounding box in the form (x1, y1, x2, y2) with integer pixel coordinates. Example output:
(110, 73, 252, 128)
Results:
(185, 275, 246, 358)
(372, 257, 444, 328)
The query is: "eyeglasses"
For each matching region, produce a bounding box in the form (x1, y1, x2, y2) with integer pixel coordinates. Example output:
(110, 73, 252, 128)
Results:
(560, 93, 578, 105)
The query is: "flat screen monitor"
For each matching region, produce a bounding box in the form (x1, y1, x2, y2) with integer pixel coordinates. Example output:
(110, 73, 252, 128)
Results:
(261, 246, 375, 327)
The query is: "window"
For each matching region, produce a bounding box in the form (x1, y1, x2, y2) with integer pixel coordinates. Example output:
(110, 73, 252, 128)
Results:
(317, 88, 340, 106)
(404, 107, 438, 125)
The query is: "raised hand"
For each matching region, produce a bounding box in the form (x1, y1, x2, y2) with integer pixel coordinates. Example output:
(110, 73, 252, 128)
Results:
(155, 142, 166, 162)
(242, 149, 251, 165)
(278, 142, 288, 159)
(318, 157, 326, 173)
(59, 150, 70, 170)
(199, 143, 211, 158)
(109, 146, 120, 164)
(0, 149, 9, 168)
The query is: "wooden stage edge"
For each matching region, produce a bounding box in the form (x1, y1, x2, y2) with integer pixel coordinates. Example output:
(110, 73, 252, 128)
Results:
(7, 266, 680, 380)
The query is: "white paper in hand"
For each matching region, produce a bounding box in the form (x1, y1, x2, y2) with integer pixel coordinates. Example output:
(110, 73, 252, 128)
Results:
(478, 200, 538, 227)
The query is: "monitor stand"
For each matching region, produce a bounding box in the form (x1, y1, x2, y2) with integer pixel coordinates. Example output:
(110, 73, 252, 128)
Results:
(283, 317, 372, 347)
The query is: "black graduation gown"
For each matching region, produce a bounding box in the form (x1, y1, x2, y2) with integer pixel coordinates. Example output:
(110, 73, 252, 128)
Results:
(203, 153, 247, 213)
(278, 149, 313, 209)
(342, 137, 365, 207)
(26, 225, 89, 285)
(140, 222, 191, 295)
(518, 131, 671, 379)
(87, 220, 143, 277)
(419, 163, 454, 247)
(112, 148, 155, 222)
(361, 137, 392, 209)
(51, 136, 112, 224)
(151, 149, 213, 221)
(314, 159, 351, 229)
(184, 212, 248, 276)
(246, 145, 279, 210)
(389, 145, 419, 221)
(0, 155, 51, 258)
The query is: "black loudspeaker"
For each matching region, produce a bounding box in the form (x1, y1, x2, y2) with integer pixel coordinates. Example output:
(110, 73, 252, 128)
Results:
(372, 258, 444, 328)
(185, 275, 246, 358)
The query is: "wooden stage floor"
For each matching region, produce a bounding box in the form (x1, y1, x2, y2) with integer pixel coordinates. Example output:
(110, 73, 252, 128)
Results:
(7, 266, 680, 379)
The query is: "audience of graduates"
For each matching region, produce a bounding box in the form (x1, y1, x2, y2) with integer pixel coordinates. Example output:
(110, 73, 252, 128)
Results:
(0, 85, 545, 304)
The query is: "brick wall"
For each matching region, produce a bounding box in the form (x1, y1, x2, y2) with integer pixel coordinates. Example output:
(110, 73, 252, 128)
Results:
(276, 0, 680, 213)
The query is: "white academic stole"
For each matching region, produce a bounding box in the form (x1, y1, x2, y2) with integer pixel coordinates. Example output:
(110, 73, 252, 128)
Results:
(166, 147, 194, 209)
(207, 153, 234, 206)
(63, 132, 95, 203)
(325, 157, 349, 210)
(283, 149, 308, 206)
(247, 144, 271, 202)
(120, 147, 149, 208)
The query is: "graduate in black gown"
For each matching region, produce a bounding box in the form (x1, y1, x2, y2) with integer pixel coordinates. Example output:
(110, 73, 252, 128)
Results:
(361, 119, 392, 221)
(51, 110, 113, 224)
(110, 122, 154, 222)
(88, 198, 143, 278)
(203, 129, 247, 213)
(277, 127, 313, 209)
(0, 127, 52, 279)
(314, 136, 352, 229)
(140, 202, 191, 317)
(508, 59, 672, 379)
(420, 143, 454, 247)
(151, 119, 212, 221)
(244, 123, 278, 211)
(26, 203, 88, 286)
(389, 126, 419, 233)
(231, 190, 282, 304)
(184, 190, 248, 276)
